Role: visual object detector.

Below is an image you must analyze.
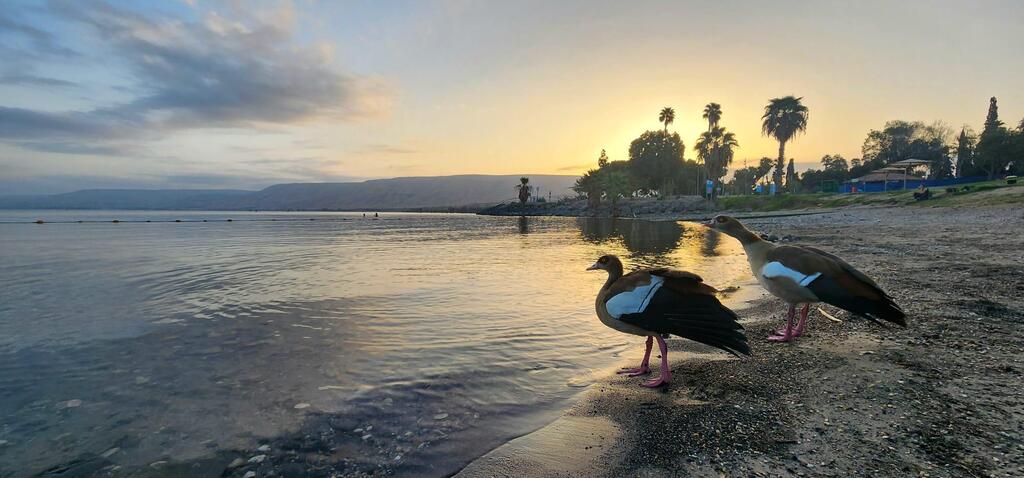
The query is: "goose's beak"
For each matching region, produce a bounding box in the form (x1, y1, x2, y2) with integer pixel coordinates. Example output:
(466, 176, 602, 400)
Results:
(702, 218, 715, 228)
(586, 262, 601, 271)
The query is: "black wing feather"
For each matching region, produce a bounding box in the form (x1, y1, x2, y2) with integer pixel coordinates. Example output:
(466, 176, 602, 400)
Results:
(806, 277, 907, 326)
(618, 287, 750, 356)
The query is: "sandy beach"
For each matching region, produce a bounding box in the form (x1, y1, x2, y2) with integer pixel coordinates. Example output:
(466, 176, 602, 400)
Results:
(459, 204, 1024, 477)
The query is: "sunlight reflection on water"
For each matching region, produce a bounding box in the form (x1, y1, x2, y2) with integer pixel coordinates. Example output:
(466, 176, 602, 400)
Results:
(0, 211, 751, 476)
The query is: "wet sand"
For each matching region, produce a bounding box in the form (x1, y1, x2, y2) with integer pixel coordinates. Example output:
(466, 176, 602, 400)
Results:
(458, 204, 1024, 477)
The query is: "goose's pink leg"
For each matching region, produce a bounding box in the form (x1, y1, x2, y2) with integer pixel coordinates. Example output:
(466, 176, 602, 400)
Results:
(793, 304, 810, 336)
(618, 336, 652, 376)
(769, 305, 797, 342)
(641, 336, 671, 387)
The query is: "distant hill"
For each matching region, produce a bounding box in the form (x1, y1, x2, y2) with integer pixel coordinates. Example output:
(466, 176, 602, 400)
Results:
(0, 175, 579, 211)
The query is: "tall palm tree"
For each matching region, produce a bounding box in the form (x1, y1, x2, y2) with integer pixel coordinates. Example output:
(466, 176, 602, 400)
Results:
(698, 102, 723, 193)
(515, 176, 531, 204)
(702, 103, 722, 132)
(761, 96, 809, 194)
(658, 107, 675, 132)
(695, 126, 739, 198)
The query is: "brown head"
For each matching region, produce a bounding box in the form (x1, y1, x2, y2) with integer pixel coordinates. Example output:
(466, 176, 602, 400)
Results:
(587, 254, 624, 278)
(704, 215, 761, 245)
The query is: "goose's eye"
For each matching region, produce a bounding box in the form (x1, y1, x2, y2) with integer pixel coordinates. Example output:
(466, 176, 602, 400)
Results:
(599, 257, 608, 263)
(716, 216, 727, 223)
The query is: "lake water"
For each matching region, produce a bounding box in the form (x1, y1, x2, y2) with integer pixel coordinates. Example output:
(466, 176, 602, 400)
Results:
(0, 211, 751, 477)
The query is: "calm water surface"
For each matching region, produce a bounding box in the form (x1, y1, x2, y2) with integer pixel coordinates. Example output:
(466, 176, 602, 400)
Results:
(0, 211, 750, 477)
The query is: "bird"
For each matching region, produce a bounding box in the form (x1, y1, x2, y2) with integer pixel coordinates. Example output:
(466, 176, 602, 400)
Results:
(588, 255, 750, 387)
(705, 215, 905, 342)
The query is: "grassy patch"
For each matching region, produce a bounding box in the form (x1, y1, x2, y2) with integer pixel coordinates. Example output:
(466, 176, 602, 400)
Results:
(715, 179, 1023, 212)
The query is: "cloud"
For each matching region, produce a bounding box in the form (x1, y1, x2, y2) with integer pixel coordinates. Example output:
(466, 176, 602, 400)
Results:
(0, 73, 78, 88)
(555, 163, 592, 172)
(0, 0, 392, 154)
(357, 143, 419, 155)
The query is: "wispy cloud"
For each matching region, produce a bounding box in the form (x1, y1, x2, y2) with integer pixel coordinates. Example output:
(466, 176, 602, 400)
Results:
(0, 0, 392, 155)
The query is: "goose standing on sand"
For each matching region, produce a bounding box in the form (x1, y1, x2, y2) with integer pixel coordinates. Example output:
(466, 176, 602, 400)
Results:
(706, 215, 906, 342)
(588, 255, 750, 387)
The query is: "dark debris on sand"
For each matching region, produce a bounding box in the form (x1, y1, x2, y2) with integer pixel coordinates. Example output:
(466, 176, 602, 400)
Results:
(571, 205, 1023, 478)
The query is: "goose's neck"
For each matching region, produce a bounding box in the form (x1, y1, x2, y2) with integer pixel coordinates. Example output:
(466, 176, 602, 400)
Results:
(734, 227, 764, 247)
(602, 265, 623, 290)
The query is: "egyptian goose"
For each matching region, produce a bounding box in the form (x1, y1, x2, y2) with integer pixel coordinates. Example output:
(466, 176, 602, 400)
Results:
(706, 215, 906, 342)
(588, 255, 750, 387)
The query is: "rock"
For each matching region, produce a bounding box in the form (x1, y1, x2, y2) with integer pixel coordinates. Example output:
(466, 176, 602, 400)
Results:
(60, 399, 83, 409)
(248, 454, 266, 464)
(227, 457, 246, 468)
(257, 444, 270, 452)
(293, 403, 310, 410)
(433, 413, 449, 420)
(101, 447, 120, 458)
(149, 461, 167, 469)
(243, 472, 256, 478)
(361, 434, 372, 440)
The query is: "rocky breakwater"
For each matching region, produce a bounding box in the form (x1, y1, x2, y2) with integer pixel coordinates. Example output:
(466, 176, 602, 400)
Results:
(478, 196, 710, 218)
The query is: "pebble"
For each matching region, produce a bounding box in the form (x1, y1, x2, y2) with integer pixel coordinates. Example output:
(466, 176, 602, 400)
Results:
(248, 454, 266, 463)
(0, 440, 8, 446)
(433, 413, 449, 420)
(101, 447, 119, 458)
(60, 399, 83, 409)
(227, 458, 246, 468)
(293, 403, 310, 410)
(361, 434, 372, 440)
(257, 444, 270, 452)
(243, 472, 256, 478)
(149, 461, 167, 469)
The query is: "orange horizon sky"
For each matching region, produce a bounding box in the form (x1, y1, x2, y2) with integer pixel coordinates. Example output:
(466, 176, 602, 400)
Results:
(1, 1, 1022, 193)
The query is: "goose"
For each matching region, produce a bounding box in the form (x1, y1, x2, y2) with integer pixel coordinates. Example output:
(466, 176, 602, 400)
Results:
(588, 255, 750, 387)
(705, 215, 905, 342)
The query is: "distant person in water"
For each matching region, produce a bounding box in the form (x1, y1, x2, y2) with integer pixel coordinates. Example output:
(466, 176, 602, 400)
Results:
(374, 213, 379, 218)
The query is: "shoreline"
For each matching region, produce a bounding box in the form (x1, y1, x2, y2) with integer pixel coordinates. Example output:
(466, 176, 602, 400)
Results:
(456, 204, 1024, 477)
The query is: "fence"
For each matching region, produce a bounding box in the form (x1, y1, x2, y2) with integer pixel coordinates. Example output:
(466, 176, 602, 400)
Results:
(840, 176, 990, 194)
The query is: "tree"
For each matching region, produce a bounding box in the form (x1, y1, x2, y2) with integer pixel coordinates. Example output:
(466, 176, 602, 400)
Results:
(628, 130, 685, 194)
(974, 127, 1014, 179)
(821, 154, 849, 173)
(602, 170, 633, 216)
(597, 149, 609, 167)
(984, 97, 1002, 133)
(727, 157, 774, 195)
(702, 103, 722, 131)
(799, 154, 849, 193)
(659, 107, 675, 132)
(859, 120, 953, 178)
(573, 169, 603, 207)
(955, 127, 976, 178)
(785, 158, 797, 191)
(515, 177, 531, 204)
(761, 96, 809, 194)
(694, 126, 738, 197)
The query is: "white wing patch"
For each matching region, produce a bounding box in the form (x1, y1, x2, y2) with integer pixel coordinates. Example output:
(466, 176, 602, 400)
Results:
(762, 261, 822, 287)
(606, 275, 665, 319)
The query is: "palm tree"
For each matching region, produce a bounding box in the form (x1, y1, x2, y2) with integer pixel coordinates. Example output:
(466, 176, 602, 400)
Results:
(658, 107, 675, 132)
(702, 103, 722, 131)
(761, 96, 809, 194)
(515, 177, 531, 204)
(695, 126, 739, 198)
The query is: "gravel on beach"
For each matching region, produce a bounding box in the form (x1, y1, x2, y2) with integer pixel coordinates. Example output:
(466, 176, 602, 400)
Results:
(554, 204, 1024, 478)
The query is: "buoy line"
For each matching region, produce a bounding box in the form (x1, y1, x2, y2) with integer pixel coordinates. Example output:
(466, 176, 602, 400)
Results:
(2, 216, 399, 225)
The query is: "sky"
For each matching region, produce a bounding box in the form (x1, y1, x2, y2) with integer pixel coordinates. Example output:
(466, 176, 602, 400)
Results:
(1, 0, 1022, 194)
